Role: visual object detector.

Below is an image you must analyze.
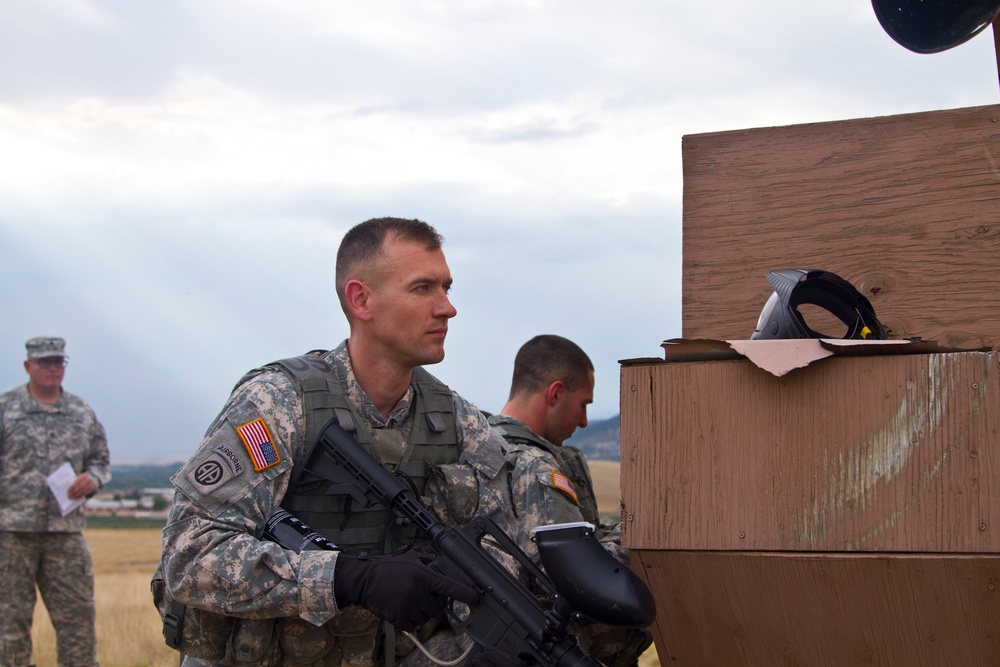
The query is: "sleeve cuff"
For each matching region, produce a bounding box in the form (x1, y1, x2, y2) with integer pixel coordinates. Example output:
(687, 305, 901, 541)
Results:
(296, 550, 341, 626)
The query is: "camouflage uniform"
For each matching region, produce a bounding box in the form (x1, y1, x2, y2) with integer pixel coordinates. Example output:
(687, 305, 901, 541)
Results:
(0, 382, 111, 667)
(487, 414, 652, 667)
(158, 342, 513, 667)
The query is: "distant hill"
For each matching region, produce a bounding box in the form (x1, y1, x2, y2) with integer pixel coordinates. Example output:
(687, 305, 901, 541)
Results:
(564, 414, 621, 461)
(105, 462, 183, 492)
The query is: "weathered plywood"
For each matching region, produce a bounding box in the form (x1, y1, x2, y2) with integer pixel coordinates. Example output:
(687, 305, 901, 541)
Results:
(681, 104, 1000, 348)
(619, 352, 999, 553)
(633, 550, 1000, 666)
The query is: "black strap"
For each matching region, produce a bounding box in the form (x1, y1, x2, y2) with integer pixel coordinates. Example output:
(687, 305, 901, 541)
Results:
(162, 599, 186, 649)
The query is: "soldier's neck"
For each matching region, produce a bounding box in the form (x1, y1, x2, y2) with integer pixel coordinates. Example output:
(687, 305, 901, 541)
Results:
(28, 383, 61, 404)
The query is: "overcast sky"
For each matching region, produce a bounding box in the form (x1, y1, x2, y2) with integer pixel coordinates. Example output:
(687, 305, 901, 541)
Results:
(1, 1, 997, 463)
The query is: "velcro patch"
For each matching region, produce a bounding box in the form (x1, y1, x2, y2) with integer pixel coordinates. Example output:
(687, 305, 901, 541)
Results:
(187, 451, 237, 495)
(551, 471, 579, 504)
(236, 418, 281, 472)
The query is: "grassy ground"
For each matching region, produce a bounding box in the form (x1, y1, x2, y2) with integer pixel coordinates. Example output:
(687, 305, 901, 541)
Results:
(30, 463, 659, 666)
(587, 460, 626, 521)
(31, 528, 178, 667)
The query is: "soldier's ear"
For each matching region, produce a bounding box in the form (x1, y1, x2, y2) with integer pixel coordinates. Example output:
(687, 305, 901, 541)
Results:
(546, 380, 565, 408)
(345, 280, 373, 321)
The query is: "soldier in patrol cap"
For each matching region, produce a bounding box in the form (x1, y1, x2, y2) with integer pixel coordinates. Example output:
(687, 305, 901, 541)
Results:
(156, 218, 523, 667)
(488, 335, 652, 667)
(0, 336, 111, 667)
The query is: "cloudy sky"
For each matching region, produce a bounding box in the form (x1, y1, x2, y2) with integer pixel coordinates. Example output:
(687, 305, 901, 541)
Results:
(1, 1, 997, 463)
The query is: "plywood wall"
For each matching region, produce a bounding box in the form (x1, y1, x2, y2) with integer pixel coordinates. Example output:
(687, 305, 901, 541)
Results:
(619, 351, 999, 553)
(621, 104, 1000, 665)
(680, 104, 1000, 348)
(633, 550, 1000, 665)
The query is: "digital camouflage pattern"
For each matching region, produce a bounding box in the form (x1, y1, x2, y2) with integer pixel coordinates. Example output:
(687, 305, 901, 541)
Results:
(548, 446, 602, 526)
(25, 336, 69, 360)
(0, 532, 97, 666)
(487, 415, 626, 563)
(159, 341, 514, 667)
(0, 383, 110, 667)
(0, 385, 111, 531)
(488, 414, 653, 667)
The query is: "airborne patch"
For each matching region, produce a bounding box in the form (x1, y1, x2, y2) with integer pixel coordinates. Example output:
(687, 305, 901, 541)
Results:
(236, 418, 281, 472)
(551, 471, 579, 504)
(188, 451, 236, 495)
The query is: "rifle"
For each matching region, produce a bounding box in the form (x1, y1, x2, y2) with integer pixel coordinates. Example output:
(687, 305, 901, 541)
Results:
(264, 419, 656, 667)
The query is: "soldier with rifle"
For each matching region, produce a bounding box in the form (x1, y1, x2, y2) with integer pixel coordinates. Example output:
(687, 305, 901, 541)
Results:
(154, 217, 654, 667)
(156, 218, 523, 667)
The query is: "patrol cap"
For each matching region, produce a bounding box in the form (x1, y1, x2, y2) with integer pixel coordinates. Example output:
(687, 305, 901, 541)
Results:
(25, 336, 68, 360)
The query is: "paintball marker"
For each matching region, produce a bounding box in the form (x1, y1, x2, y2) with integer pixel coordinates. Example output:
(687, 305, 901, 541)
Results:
(265, 419, 655, 667)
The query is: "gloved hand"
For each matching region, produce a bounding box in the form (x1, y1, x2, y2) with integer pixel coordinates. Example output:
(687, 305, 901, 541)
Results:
(470, 646, 528, 667)
(334, 550, 478, 630)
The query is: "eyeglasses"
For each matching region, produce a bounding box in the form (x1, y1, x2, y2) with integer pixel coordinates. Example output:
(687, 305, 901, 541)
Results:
(33, 358, 68, 369)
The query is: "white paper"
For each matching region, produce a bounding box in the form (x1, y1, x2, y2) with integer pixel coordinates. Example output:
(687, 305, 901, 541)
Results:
(47, 462, 86, 517)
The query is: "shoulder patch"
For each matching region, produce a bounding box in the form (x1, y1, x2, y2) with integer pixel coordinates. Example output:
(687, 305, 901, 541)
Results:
(187, 450, 238, 495)
(551, 470, 579, 505)
(236, 418, 282, 472)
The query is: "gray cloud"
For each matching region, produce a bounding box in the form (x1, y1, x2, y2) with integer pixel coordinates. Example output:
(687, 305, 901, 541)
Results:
(0, 0, 994, 462)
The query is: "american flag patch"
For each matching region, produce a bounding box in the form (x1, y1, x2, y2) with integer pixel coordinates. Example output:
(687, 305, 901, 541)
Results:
(236, 419, 281, 472)
(551, 471, 579, 504)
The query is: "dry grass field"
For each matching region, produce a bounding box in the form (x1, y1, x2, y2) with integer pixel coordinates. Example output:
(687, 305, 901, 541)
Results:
(30, 463, 659, 667)
(30, 528, 177, 667)
(587, 460, 625, 520)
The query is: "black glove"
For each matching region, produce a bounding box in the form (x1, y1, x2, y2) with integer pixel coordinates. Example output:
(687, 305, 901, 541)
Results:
(469, 646, 528, 667)
(334, 550, 478, 630)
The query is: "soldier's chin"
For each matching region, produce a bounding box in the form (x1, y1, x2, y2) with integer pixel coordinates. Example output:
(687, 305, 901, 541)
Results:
(421, 347, 446, 366)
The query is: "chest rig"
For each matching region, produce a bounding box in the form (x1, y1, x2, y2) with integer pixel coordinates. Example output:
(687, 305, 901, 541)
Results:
(495, 421, 600, 528)
(270, 351, 460, 555)
(153, 352, 464, 667)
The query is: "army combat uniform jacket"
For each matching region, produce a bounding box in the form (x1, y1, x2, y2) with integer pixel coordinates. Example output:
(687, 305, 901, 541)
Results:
(158, 342, 514, 666)
(486, 414, 624, 562)
(0, 385, 110, 532)
(487, 414, 651, 667)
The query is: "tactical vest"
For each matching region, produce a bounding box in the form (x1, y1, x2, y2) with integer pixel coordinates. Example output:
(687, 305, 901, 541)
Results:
(493, 421, 601, 529)
(154, 351, 462, 667)
(271, 351, 460, 555)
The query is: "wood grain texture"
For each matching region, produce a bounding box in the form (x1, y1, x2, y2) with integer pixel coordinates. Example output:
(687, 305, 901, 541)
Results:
(632, 550, 1000, 666)
(626, 104, 1000, 667)
(681, 104, 1000, 348)
(619, 352, 999, 553)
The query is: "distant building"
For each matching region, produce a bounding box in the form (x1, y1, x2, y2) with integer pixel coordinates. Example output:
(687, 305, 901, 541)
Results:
(143, 487, 175, 501)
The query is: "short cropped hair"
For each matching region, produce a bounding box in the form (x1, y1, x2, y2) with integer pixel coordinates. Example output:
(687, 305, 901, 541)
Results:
(335, 217, 444, 313)
(508, 335, 594, 400)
